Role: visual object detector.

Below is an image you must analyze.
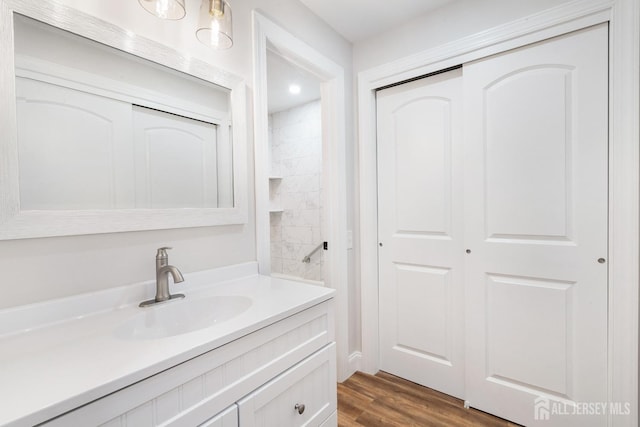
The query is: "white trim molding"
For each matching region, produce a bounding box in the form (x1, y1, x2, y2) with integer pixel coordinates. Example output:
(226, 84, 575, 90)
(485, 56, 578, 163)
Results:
(251, 11, 351, 382)
(348, 351, 362, 375)
(358, 0, 638, 425)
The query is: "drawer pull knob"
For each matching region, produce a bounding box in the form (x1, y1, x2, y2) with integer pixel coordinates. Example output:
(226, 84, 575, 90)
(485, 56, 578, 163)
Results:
(295, 403, 306, 415)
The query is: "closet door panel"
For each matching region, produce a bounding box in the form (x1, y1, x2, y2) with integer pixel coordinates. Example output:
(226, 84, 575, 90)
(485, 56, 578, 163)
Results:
(132, 106, 219, 209)
(393, 96, 452, 235)
(377, 68, 465, 399)
(484, 67, 572, 240)
(16, 78, 133, 210)
(464, 24, 608, 427)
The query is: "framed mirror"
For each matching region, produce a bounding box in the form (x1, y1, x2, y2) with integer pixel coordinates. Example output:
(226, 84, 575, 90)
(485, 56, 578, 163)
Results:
(0, 0, 248, 240)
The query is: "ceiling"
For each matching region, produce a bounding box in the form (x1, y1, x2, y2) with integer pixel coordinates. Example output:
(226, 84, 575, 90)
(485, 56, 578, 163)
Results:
(266, 1, 455, 112)
(299, 0, 455, 42)
(267, 50, 321, 114)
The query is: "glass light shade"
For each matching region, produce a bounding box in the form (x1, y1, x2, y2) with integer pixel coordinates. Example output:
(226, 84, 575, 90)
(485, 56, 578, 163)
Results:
(138, 0, 186, 20)
(196, 0, 233, 50)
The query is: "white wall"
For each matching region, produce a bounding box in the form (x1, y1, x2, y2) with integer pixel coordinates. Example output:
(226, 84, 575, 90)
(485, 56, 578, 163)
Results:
(353, 0, 575, 72)
(0, 0, 352, 309)
(269, 100, 323, 281)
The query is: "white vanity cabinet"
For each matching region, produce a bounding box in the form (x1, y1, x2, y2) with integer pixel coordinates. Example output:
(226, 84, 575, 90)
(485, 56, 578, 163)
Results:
(198, 405, 238, 427)
(40, 301, 336, 427)
(237, 343, 336, 427)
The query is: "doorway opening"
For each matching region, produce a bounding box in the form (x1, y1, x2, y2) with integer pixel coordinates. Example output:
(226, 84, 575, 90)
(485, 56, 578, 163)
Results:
(267, 50, 324, 285)
(252, 11, 350, 381)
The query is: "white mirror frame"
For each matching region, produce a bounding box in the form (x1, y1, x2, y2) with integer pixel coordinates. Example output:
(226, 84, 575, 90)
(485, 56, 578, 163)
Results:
(0, 0, 248, 240)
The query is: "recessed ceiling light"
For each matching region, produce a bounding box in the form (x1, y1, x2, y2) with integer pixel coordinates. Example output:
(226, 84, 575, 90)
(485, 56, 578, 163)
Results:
(289, 84, 301, 95)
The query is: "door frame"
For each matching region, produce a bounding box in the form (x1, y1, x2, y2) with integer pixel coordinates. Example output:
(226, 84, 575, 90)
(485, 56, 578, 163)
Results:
(357, 0, 639, 425)
(252, 11, 350, 381)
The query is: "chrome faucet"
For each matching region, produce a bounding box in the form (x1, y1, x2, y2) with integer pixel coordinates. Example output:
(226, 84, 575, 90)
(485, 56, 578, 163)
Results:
(139, 247, 185, 307)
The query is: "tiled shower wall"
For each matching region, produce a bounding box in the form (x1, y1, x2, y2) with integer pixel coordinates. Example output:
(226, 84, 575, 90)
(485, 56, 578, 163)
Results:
(269, 100, 323, 281)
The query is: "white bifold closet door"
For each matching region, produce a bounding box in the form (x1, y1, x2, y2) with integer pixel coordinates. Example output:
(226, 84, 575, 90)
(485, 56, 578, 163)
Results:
(377, 68, 465, 399)
(377, 23, 608, 426)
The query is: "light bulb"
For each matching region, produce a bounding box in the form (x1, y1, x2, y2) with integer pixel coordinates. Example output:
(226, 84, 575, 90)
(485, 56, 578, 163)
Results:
(196, 0, 233, 49)
(289, 84, 301, 95)
(138, 0, 185, 20)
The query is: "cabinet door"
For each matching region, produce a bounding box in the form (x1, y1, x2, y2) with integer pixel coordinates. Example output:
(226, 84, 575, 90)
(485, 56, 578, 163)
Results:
(97, 404, 238, 427)
(318, 411, 337, 427)
(237, 344, 336, 427)
(199, 405, 238, 427)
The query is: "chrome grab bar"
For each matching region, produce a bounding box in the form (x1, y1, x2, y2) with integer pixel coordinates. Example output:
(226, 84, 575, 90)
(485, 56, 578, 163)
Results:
(302, 242, 324, 263)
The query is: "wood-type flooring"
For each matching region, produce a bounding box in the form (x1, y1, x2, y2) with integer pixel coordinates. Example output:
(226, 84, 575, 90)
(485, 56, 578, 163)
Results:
(337, 371, 521, 427)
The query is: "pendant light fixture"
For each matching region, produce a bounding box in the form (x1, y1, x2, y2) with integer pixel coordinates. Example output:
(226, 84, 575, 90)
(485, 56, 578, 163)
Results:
(138, 0, 233, 50)
(196, 0, 233, 50)
(138, 0, 186, 20)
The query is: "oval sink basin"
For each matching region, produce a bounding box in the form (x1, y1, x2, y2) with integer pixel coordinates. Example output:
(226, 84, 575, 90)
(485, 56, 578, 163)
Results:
(115, 295, 252, 340)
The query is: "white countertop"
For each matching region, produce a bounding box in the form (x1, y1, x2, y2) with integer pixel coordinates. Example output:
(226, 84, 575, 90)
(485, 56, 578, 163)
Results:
(0, 263, 335, 426)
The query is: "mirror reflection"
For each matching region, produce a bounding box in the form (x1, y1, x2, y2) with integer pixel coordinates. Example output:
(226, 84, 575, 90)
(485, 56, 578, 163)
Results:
(14, 14, 234, 210)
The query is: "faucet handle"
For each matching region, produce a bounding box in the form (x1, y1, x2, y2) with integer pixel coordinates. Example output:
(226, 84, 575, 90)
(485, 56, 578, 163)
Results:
(156, 247, 173, 259)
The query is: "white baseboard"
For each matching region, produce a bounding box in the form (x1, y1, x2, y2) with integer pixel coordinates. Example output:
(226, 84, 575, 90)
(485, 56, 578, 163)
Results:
(346, 351, 363, 379)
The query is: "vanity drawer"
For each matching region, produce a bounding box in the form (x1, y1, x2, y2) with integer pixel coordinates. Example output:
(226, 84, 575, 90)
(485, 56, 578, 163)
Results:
(41, 301, 332, 427)
(237, 343, 337, 427)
